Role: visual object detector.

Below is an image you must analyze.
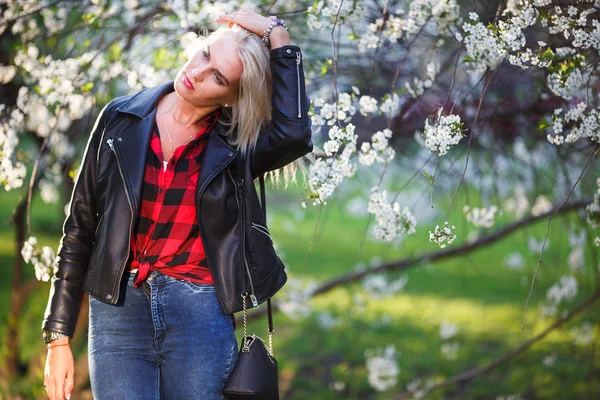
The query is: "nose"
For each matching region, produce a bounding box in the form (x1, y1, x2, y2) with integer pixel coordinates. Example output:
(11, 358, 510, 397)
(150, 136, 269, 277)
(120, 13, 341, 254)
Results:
(191, 65, 207, 81)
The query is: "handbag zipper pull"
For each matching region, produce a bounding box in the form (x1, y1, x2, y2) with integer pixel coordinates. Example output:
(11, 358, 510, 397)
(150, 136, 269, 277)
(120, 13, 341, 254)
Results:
(250, 293, 258, 308)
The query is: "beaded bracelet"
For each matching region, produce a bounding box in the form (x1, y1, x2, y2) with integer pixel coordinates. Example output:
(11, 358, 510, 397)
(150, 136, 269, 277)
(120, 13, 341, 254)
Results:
(262, 18, 289, 48)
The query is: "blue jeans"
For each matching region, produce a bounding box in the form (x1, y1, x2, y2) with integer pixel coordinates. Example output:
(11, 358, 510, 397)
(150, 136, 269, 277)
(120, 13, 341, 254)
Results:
(88, 269, 239, 399)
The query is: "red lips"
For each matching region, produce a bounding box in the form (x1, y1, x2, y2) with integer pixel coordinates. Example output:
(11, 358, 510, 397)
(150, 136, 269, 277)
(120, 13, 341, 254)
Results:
(183, 72, 195, 90)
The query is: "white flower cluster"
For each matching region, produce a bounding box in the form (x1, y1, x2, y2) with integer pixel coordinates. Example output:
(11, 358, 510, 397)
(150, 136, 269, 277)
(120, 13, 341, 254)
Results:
(277, 276, 319, 321)
(21, 236, 58, 282)
(546, 66, 585, 100)
(168, 0, 250, 29)
(461, 13, 507, 73)
(439, 320, 459, 360)
(570, 321, 595, 346)
(367, 186, 417, 241)
(441, 342, 459, 360)
(496, 395, 523, 400)
(380, 93, 402, 119)
(14, 44, 96, 110)
(429, 221, 457, 248)
(307, 124, 357, 205)
(356, 0, 460, 53)
(309, 93, 357, 131)
(0, 65, 17, 84)
(405, 62, 440, 98)
(541, 275, 578, 318)
(545, 4, 600, 52)
(361, 273, 409, 298)
(40, 6, 69, 34)
(504, 184, 529, 219)
(439, 320, 458, 339)
(315, 310, 342, 330)
(548, 102, 600, 144)
(422, 108, 465, 156)
(359, 128, 396, 166)
(463, 205, 499, 228)
(358, 95, 379, 116)
(567, 228, 586, 273)
(527, 236, 548, 253)
(306, 0, 368, 31)
(504, 251, 525, 270)
(0, 106, 27, 191)
(309, 88, 402, 134)
(501, 3, 538, 42)
(406, 378, 436, 400)
(569, 247, 586, 275)
(586, 191, 600, 230)
(508, 45, 553, 69)
(462, 3, 538, 73)
(531, 195, 553, 216)
(542, 352, 557, 367)
(364, 344, 400, 392)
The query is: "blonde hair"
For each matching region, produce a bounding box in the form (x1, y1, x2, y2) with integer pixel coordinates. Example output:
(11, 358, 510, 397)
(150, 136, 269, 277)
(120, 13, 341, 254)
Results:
(183, 24, 320, 190)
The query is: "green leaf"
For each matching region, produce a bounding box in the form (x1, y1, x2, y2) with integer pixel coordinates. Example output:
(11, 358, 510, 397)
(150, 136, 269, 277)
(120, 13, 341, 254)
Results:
(422, 170, 434, 185)
(538, 117, 551, 131)
(540, 47, 554, 60)
(80, 82, 94, 93)
(81, 13, 97, 25)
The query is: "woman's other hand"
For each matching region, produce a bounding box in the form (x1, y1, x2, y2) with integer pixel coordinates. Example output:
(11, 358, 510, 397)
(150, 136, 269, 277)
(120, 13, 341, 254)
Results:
(44, 339, 74, 400)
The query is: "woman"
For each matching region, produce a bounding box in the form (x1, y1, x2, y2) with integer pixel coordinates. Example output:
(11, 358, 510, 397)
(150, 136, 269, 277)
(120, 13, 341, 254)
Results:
(41, 9, 313, 400)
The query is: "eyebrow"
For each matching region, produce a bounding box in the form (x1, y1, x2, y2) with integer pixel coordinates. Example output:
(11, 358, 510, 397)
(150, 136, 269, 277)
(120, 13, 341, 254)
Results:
(207, 44, 231, 87)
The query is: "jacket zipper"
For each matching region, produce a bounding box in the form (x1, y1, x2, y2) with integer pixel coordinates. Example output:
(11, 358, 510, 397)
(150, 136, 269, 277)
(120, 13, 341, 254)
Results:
(227, 167, 240, 210)
(106, 138, 134, 303)
(296, 52, 301, 119)
(251, 222, 273, 244)
(238, 177, 258, 308)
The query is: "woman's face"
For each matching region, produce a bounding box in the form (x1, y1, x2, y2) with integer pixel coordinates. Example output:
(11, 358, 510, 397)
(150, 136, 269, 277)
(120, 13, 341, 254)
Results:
(174, 32, 244, 109)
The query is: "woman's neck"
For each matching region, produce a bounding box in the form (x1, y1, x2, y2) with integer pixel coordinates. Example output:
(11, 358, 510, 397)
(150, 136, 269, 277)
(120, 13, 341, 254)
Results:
(166, 92, 216, 129)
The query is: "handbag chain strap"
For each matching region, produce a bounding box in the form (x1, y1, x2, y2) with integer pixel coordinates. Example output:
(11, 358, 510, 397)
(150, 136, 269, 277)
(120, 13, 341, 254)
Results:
(239, 163, 275, 357)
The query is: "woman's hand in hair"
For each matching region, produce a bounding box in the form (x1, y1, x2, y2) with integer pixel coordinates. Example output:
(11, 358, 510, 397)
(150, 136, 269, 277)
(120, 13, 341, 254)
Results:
(214, 9, 289, 40)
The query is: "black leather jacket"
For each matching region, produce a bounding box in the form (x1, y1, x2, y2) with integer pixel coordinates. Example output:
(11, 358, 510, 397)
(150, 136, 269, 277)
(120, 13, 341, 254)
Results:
(41, 44, 313, 338)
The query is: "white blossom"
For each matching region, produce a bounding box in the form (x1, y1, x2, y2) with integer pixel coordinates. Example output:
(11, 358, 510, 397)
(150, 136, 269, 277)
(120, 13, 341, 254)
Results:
(439, 320, 459, 340)
(531, 195, 553, 216)
(367, 186, 417, 241)
(359, 95, 378, 116)
(315, 311, 342, 330)
(504, 251, 525, 270)
(429, 221, 457, 248)
(359, 128, 396, 166)
(362, 273, 409, 298)
(504, 185, 529, 219)
(463, 205, 499, 228)
(421, 108, 465, 156)
(441, 342, 459, 360)
(364, 344, 399, 392)
(546, 275, 578, 305)
(570, 322, 594, 346)
(307, 124, 357, 205)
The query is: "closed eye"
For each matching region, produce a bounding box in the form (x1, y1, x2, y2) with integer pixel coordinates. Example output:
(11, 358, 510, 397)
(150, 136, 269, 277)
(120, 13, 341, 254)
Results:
(202, 49, 223, 85)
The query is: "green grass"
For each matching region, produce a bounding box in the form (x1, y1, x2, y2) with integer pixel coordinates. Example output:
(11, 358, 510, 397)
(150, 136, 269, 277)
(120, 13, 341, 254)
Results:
(1, 174, 599, 399)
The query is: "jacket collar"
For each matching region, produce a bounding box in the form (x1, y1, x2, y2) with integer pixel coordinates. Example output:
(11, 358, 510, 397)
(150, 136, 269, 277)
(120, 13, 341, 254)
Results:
(114, 80, 229, 140)
(115, 80, 176, 119)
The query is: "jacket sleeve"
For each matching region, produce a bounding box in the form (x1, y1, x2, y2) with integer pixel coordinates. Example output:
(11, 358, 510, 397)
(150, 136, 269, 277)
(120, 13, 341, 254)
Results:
(40, 99, 113, 338)
(249, 44, 313, 179)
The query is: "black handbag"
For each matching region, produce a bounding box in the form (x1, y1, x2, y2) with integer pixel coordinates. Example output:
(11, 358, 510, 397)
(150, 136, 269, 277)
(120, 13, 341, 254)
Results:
(222, 173, 279, 400)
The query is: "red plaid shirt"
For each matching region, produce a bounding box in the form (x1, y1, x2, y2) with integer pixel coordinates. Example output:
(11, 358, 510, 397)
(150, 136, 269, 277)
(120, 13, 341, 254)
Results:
(125, 107, 236, 330)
